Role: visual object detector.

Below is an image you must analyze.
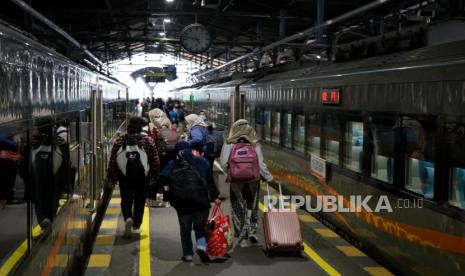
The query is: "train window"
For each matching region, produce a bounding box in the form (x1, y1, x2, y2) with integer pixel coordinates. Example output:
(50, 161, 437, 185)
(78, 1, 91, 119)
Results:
(271, 112, 281, 144)
(294, 115, 305, 153)
(264, 111, 271, 142)
(324, 115, 340, 164)
(306, 113, 321, 156)
(245, 105, 251, 122)
(255, 109, 264, 140)
(403, 118, 436, 199)
(344, 121, 364, 173)
(369, 121, 395, 184)
(249, 107, 255, 128)
(446, 123, 465, 209)
(283, 113, 292, 148)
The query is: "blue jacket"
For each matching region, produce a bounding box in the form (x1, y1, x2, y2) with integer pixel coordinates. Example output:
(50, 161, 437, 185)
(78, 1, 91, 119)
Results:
(168, 110, 178, 124)
(188, 125, 208, 149)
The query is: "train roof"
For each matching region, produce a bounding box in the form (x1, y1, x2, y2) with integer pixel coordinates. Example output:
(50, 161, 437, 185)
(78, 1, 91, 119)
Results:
(252, 39, 465, 84)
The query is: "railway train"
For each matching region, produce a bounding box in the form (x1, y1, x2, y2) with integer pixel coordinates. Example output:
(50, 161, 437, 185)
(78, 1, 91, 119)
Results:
(170, 40, 465, 275)
(0, 23, 136, 275)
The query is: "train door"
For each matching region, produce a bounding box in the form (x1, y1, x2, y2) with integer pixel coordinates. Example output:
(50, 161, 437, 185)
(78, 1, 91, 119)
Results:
(231, 85, 247, 124)
(90, 86, 104, 208)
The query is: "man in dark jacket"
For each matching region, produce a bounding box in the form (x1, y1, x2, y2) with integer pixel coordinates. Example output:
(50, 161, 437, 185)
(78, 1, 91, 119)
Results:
(156, 141, 220, 263)
(107, 117, 160, 238)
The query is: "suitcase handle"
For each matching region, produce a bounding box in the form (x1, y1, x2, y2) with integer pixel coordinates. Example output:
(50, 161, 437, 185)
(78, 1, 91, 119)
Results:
(266, 182, 284, 211)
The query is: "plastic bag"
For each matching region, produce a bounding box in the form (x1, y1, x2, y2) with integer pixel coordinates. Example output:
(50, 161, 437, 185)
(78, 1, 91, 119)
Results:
(206, 203, 232, 257)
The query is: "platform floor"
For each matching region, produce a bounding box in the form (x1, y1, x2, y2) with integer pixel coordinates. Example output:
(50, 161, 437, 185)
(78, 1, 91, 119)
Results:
(84, 184, 392, 276)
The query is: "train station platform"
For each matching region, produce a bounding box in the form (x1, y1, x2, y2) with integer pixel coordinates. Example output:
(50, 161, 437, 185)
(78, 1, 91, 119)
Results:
(83, 170, 392, 276)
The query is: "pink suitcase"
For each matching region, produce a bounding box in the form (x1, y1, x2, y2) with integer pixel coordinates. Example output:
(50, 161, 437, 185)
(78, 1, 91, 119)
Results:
(263, 184, 304, 256)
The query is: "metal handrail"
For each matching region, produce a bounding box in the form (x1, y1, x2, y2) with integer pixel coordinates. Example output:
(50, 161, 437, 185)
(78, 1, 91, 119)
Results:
(195, 0, 393, 78)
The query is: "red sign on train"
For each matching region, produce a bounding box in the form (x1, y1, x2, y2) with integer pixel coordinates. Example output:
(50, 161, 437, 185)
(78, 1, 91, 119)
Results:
(321, 88, 341, 105)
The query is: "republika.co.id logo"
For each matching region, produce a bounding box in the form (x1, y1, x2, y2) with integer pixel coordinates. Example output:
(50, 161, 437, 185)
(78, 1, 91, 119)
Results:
(264, 195, 423, 213)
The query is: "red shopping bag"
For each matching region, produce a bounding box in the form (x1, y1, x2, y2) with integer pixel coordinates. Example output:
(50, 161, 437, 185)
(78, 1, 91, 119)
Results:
(206, 203, 232, 257)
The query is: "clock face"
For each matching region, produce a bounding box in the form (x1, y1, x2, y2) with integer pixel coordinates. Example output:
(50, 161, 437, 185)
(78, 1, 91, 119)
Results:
(180, 24, 212, 54)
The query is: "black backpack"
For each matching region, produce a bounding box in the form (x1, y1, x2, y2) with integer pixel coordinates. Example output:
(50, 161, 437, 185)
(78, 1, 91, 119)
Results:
(116, 136, 149, 182)
(211, 129, 224, 157)
(204, 134, 217, 159)
(169, 155, 210, 209)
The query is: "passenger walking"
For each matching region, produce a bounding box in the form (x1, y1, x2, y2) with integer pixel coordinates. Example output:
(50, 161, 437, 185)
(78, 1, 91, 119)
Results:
(220, 119, 275, 247)
(185, 114, 208, 149)
(168, 106, 179, 127)
(107, 117, 160, 238)
(148, 108, 178, 169)
(175, 102, 186, 133)
(156, 141, 220, 263)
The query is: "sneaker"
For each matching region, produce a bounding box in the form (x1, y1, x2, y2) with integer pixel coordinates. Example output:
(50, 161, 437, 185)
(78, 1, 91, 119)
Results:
(249, 235, 259, 244)
(132, 227, 141, 234)
(239, 238, 250, 248)
(124, 218, 133, 238)
(181, 255, 193, 262)
(196, 249, 210, 263)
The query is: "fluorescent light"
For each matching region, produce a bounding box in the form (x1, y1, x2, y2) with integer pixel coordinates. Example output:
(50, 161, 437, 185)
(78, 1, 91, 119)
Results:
(159, 32, 166, 36)
(166, 0, 174, 2)
(163, 18, 171, 23)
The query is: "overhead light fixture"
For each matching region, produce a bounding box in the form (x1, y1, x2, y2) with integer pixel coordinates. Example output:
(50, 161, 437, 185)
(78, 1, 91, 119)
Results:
(159, 32, 166, 36)
(166, 0, 174, 2)
(163, 18, 171, 23)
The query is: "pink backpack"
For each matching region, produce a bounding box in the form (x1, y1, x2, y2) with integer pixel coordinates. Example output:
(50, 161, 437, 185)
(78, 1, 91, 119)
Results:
(228, 143, 260, 183)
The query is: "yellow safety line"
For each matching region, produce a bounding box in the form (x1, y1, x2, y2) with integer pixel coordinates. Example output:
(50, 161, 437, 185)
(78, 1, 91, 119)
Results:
(258, 202, 341, 276)
(139, 206, 151, 276)
(0, 225, 41, 275)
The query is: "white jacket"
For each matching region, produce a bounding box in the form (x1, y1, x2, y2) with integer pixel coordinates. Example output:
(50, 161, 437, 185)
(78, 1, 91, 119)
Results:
(219, 143, 274, 182)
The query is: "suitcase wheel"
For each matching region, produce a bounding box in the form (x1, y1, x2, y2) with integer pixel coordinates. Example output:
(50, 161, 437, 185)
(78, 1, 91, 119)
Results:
(264, 250, 275, 258)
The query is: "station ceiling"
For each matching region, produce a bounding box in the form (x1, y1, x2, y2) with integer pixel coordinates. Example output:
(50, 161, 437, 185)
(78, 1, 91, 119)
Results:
(1, 0, 462, 70)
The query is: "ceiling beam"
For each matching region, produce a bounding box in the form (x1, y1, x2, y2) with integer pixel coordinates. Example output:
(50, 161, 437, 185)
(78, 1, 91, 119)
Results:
(62, 9, 312, 22)
(78, 36, 272, 46)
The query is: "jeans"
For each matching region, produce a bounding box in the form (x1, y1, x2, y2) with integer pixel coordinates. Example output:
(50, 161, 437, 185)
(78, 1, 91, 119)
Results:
(177, 209, 209, 256)
(120, 178, 147, 228)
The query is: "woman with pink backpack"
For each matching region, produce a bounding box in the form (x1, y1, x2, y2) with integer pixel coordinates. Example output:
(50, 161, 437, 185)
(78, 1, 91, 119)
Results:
(220, 119, 276, 247)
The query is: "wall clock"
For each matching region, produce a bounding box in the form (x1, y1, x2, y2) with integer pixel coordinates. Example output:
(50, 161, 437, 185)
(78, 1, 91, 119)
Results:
(180, 23, 212, 54)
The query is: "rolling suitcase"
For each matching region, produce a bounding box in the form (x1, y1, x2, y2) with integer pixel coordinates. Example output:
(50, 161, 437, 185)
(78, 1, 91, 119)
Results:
(263, 183, 304, 256)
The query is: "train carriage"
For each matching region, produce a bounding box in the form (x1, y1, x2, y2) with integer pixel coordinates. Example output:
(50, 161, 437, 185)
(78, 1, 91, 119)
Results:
(0, 23, 136, 275)
(170, 40, 465, 275)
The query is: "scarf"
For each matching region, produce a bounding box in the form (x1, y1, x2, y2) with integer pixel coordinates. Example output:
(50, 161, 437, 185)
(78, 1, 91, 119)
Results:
(148, 108, 172, 129)
(226, 119, 259, 145)
(185, 114, 207, 130)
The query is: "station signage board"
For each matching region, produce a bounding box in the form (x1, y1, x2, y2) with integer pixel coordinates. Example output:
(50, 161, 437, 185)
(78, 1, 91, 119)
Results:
(310, 154, 327, 180)
(321, 88, 341, 105)
(144, 71, 167, 83)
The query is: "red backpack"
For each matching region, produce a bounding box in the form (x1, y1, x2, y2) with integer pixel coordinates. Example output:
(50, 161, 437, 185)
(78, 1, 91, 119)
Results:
(227, 142, 260, 183)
